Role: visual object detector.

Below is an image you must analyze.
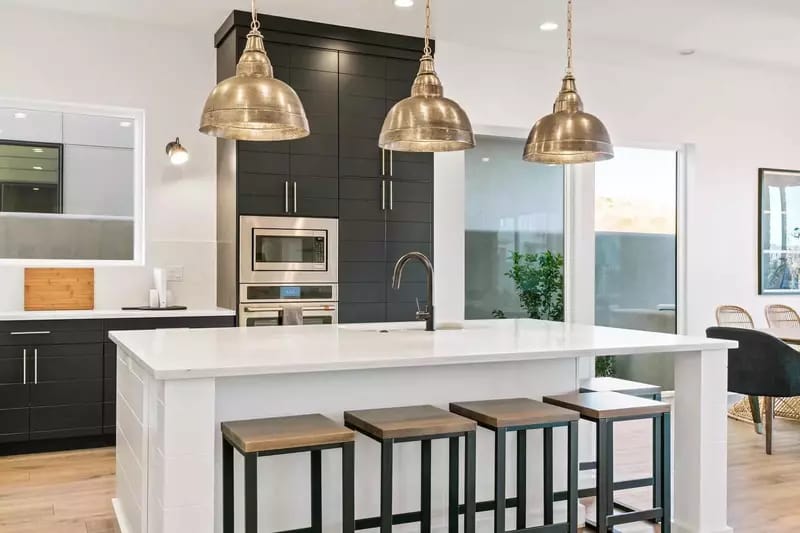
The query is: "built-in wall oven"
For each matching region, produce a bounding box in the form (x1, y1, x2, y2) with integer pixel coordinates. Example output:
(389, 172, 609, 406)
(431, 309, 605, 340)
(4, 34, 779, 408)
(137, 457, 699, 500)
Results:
(239, 283, 338, 327)
(238, 216, 338, 327)
(240, 216, 338, 284)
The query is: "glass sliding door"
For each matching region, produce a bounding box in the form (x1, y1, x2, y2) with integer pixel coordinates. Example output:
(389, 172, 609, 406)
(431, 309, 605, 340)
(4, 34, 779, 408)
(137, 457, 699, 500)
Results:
(595, 146, 678, 388)
(465, 135, 564, 320)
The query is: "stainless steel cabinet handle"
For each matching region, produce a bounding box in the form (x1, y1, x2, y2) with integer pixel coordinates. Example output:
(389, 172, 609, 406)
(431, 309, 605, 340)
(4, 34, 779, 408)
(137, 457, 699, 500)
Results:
(34, 348, 38, 385)
(22, 349, 26, 385)
(10, 331, 51, 336)
(293, 182, 298, 213)
(389, 180, 394, 210)
(389, 150, 393, 176)
(381, 180, 386, 211)
(381, 149, 386, 176)
(284, 181, 290, 213)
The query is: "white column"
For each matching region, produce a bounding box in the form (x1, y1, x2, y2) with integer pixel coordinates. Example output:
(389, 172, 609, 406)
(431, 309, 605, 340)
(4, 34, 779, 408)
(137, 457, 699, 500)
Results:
(433, 151, 466, 323)
(148, 378, 217, 533)
(672, 349, 732, 533)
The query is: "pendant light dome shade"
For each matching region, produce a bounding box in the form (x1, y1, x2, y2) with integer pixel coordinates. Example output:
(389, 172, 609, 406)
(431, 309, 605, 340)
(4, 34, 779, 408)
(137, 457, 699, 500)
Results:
(379, 0, 474, 153)
(379, 56, 475, 152)
(523, 0, 613, 164)
(199, 28, 309, 141)
(523, 74, 613, 164)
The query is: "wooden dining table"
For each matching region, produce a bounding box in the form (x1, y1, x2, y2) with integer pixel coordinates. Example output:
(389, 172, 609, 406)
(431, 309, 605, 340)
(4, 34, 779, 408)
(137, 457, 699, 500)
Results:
(761, 327, 800, 345)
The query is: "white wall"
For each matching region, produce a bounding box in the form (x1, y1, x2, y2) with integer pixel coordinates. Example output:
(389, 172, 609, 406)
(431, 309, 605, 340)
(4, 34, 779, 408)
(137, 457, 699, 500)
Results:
(0, 7, 218, 309)
(434, 39, 800, 335)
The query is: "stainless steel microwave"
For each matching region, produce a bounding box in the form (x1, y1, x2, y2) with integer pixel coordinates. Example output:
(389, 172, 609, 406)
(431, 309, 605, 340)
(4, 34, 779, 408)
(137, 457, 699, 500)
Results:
(239, 216, 338, 284)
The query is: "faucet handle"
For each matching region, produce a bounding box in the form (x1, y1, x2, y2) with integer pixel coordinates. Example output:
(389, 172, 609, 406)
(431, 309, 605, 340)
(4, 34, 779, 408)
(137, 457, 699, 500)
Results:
(415, 297, 421, 313)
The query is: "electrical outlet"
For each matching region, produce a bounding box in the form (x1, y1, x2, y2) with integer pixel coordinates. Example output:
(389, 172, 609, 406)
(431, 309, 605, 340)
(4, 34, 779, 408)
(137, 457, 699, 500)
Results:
(166, 265, 184, 282)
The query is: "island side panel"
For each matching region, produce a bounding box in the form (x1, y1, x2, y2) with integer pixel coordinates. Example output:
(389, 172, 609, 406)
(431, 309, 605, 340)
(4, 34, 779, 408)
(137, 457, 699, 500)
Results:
(148, 377, 216, 533)
(673, 348, 731, 533)
(213, 357, 580, 533)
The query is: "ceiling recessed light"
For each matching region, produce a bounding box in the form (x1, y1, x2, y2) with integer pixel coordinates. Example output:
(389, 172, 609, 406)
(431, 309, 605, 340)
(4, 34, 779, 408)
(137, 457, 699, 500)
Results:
(32, 166, 43, 170)
(481, 157, 491, 163)
(32, 187, 40, 191)
(14, 112, 27, 119)
(119, 121, 132, 128)
(394, 0, 414, 7)
(539, 22, 559, 32)
(679, 48, 696, 56)
(32, 148, 44, 153)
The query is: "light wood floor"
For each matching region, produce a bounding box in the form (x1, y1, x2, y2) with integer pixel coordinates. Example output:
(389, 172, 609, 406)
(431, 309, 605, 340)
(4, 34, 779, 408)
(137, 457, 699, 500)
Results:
(0, 418, 797, 532)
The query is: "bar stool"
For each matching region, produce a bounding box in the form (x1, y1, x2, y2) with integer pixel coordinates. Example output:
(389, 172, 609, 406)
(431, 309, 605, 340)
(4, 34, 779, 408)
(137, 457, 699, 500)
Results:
(544, 391, 671, 533)
(449, 398, 580, 533)
(344, 405, 477, 533)
(579, 378, 662, 516)
(221, 414, 356, 533)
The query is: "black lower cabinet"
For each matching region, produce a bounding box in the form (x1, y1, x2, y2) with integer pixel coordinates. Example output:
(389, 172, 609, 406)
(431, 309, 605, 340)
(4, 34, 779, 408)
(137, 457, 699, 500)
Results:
(0, 314, 235, 455)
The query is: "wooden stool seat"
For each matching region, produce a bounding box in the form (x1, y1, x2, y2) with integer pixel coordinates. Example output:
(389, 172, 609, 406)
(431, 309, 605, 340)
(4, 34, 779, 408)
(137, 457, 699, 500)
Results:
(580, 377, 662, 398)
(344, 405, 475, 440)
(221, 414, 354, 453)
(450, 397, 579, 429)
(543, 391, 670, 420)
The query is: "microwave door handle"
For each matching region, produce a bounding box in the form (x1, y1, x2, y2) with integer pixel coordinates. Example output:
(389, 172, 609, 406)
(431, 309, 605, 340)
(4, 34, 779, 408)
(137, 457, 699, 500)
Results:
(293, 181, 298, 213)
(284, 181, 290, 213)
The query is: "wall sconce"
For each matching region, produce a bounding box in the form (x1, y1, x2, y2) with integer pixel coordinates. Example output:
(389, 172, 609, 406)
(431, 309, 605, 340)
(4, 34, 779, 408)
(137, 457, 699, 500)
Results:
(165, 137, 189, 165)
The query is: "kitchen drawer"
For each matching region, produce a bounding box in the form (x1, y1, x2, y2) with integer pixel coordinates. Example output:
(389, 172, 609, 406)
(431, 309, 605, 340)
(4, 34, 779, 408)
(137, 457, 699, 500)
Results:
(0, 347, 24, 385)
(104, 342, 116, 379)
(29, 404, 102, 437)
(0, 384, 29, 409)
(104, 316, 235, 333)
(36, 344, 103, 382)
(0, 408, 28, 443)
(29, 379, 102, 406)
(0, 320, 103, 346)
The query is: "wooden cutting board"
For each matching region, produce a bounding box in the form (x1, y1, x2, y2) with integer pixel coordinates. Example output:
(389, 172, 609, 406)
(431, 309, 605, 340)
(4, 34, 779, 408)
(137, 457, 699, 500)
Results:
(24, 268, 95, 311)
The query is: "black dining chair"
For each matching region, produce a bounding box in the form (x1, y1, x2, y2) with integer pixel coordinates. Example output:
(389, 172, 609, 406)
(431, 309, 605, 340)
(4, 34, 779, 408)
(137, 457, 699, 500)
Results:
(707, 327, 800, 454)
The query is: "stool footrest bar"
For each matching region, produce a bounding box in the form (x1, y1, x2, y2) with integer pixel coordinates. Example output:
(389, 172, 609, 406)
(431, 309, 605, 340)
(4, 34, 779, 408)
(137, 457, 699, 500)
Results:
(553, 477, 654, 501)
(355, 511, 421, 530)
(516, 524, 570, 533)
(457, 497, 519, 514)
(606, 508, 663, 527)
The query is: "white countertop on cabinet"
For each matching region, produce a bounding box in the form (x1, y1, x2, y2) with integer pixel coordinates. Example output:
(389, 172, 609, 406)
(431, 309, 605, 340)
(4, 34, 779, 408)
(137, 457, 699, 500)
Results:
(109, 319, 735, 380)
(0, 308, 235, 321)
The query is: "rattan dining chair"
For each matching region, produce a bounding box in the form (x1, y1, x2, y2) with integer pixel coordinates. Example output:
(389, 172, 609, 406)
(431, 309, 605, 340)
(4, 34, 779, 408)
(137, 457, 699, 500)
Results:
(765, 304, 800, 329)
(715, 305, 763, 434)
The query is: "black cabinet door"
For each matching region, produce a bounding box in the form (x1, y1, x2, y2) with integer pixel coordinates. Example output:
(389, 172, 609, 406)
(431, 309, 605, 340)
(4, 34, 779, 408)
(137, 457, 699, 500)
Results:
(0, 345, 29, 443)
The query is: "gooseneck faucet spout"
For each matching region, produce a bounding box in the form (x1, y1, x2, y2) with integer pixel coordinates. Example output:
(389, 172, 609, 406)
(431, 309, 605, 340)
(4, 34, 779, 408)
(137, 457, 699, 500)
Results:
(392, 252, 434, 331)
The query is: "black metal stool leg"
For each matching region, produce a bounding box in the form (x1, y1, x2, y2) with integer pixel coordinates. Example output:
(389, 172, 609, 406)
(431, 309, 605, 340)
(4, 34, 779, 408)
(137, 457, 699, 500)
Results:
(567, 420, 579, 533)
(342, 442, 355, 533)
(421, 440, 432, 533)
(380, 439, 394, 533)
(653, 413, 663, 512)
(543, 427, 553, 525)
(223, 439, 234, 533)
(449, 437, 459, 533)
(244, 452, 258, 533)
(311, 450, 322, 533)
(494, 428, 507, 533)
(605, 422, 615, 519)
(661, 413, 672, 533)
(465, 431, 476, 533)
(517, 429, 527, 529)
(595, 420, 610, 532)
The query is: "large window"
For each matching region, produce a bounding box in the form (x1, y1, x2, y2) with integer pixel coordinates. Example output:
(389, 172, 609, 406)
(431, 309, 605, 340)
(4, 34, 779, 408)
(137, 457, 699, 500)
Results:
(595, 146, 678, 387)
(465, 135, 564, 319)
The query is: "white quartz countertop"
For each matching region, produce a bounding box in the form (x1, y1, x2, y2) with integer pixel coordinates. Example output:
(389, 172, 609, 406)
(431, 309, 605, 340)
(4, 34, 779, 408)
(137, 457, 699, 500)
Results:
(109, 319, 736, 380)
(0, 308, 235, 321)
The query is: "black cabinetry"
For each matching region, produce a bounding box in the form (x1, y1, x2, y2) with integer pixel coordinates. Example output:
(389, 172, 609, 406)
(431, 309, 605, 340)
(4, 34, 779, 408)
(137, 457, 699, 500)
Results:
(215, 13, 435, 320)
(0, 314, 234, 455)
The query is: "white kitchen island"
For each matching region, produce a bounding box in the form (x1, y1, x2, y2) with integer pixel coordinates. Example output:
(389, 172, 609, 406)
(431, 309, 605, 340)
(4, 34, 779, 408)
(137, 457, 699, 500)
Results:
(109, 319, 736, 533)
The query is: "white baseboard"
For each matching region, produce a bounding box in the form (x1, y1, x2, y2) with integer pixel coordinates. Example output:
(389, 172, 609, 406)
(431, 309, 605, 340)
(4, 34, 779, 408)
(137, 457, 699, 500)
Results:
(672, 519, 734, 533)
(112, 498, 133, 533)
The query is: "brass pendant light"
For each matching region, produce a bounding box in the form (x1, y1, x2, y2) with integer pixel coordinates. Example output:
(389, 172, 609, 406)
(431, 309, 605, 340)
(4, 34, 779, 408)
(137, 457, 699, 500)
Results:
(379, 0, 475, 152)
(523, 0, 613, 164)
(199, 0, 309, 141)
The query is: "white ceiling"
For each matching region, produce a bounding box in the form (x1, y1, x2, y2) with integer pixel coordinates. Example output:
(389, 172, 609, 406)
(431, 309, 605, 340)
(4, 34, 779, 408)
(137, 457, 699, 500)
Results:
(7, 0, 800, 70)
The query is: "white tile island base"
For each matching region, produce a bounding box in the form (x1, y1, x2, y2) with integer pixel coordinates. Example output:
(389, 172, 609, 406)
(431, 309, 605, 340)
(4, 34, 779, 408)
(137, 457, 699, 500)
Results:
(109, 320, 735, 533)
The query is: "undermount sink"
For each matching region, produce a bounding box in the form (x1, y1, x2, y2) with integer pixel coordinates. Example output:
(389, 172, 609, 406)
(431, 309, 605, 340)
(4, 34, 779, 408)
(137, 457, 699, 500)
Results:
(338, 322, 467, 333)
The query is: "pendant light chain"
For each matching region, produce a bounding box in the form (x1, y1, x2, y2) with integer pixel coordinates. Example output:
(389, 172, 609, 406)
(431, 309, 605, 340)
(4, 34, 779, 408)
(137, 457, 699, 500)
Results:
(566, 0, 573, 75)
(423, 0, 433, 58)
(250, 0, 261, 33)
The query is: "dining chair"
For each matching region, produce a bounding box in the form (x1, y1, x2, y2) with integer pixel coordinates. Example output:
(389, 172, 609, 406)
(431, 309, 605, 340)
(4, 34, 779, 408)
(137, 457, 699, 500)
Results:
(765, 304, 800, 329)
(715, 305, 763, 434)
(707, 327, 800, 454)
